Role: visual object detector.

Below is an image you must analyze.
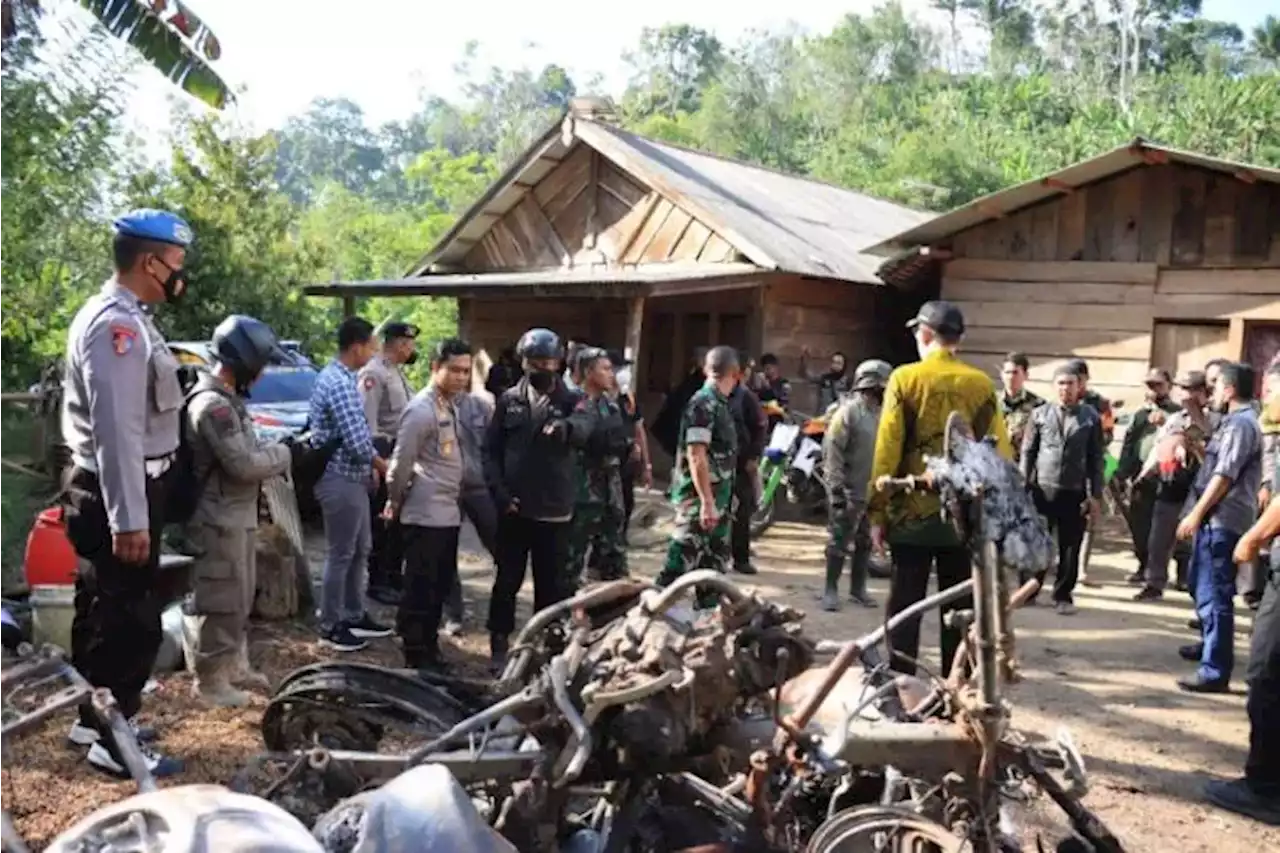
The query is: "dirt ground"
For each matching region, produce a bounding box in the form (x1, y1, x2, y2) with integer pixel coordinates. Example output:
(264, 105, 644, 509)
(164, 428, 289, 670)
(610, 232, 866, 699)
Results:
(3, 509, 1276, 851)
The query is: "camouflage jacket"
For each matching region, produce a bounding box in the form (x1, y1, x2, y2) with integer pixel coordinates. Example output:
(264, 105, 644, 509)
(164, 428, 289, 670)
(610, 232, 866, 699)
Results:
(1001, 389, 1044, 453)
(671, 382, 738, 506)
(571, 393, 629, 505)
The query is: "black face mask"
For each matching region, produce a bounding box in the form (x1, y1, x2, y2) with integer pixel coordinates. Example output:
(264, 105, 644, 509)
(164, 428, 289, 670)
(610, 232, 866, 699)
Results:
(151, 256, 188, 303)
(405, 350, 419, 366)
(528, 369, 556, 394)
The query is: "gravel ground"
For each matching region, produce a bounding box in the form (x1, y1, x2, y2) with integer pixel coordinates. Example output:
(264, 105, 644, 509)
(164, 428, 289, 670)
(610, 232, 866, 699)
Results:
(3, 510, 1276, 851)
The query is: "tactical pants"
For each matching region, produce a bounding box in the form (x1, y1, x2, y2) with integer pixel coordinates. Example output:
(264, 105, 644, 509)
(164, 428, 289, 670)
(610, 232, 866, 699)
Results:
(886, 543, 971, 678)
(620, 463, 637, 544)
(567, 501, 628, 585)
(487, 516, 570, 638)
(658, 480, 734, 587)
(1128, 479, 1158, 571)
(1145, 498, 1191, 591)
(189, 522, 255, 680)
(825, 503, 871, 598)
(1245, 563, 1280, 795)
(63, 466, 169, 744)
(397, 525, 460, 667)
(730, 466, 757, 570)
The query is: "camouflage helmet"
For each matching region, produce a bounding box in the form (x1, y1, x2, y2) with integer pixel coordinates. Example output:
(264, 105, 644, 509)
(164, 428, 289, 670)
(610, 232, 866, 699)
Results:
(853, 359, 892, 391)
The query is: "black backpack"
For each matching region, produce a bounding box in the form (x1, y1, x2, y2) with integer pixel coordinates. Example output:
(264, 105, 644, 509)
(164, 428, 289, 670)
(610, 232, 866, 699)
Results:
(166, 386, 231, 525)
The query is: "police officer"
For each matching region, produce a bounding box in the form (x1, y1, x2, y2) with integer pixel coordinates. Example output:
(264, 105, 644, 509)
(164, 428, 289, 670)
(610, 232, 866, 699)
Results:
(186, 316, 295, 707)
(484, 328, 586, 670)
(820, 359, 891, 612)
(869, 301, 1012, 678)
(658, 346, 740, 591)
(565, 347, 631, 585)
(360, 321, 418, 605)
(60, 209, 193, 777)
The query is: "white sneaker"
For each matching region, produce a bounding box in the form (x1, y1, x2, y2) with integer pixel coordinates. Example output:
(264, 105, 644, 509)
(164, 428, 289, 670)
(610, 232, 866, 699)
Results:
(69, 717, 156, 747)
(87, 741, 184, 778)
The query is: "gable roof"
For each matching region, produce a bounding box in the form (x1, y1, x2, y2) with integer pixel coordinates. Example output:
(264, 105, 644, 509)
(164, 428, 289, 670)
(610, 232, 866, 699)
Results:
(866, 138, 1280, 257)
(410, 111, 928, 285)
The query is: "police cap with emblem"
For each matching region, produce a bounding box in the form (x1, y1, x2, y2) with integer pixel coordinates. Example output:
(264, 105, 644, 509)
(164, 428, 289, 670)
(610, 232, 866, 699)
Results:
(381, 321, 419, 342)
(113, 208, 194, 247)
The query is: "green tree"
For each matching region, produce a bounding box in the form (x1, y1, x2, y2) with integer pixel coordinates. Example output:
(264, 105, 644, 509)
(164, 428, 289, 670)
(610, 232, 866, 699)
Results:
(622, 24, 725, 119)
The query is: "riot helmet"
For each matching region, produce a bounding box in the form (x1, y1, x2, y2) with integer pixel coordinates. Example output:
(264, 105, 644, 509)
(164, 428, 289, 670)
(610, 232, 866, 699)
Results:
(516, 328, 564, 394)
(211, 314, 285, 396)
(853, 359, 892, 391)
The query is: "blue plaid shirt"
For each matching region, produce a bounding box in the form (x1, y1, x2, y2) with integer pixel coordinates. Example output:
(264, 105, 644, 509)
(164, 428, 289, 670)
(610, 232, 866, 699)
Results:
(310, 360, 377, 482)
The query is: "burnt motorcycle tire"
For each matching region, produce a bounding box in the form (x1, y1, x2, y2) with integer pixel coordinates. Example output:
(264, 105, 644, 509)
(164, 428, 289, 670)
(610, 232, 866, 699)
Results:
(805, 805, 973, 853)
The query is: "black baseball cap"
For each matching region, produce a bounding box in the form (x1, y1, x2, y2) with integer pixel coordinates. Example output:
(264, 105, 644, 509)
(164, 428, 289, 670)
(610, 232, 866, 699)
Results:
(381, 321, 419, 341)
(606, 348, 632, 367)
(906, 300, 965, 336)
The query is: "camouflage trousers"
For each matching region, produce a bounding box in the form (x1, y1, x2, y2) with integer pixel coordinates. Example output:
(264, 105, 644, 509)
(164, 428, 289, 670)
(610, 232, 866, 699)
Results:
(566, 499, 628, 587)
(826, 502, 872, 597)
(658, 478, 735, 588)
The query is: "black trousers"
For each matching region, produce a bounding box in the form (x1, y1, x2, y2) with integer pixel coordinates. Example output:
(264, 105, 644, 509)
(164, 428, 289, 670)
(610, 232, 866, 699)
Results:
(450, 490, 500, 621)
(368, 438, 404, 593)
(487, 515, 569, 638)
(62, 466, 168, 742)
(1034, 489, 1088, 604)
(1128, 479, 1157, 571)
(731, 465, 756, 569)
(1246, 564, 1280, 795)
(397, 525, 460, 667)
(886, 543, 972, 678)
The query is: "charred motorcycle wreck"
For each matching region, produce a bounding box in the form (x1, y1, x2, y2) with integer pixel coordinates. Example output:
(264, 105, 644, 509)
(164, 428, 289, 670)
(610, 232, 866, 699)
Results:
(34, 414, 1125, 853)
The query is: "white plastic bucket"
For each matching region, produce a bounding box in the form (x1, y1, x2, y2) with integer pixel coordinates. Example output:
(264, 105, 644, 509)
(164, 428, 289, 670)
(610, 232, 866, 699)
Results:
(30, 583, 75, 651)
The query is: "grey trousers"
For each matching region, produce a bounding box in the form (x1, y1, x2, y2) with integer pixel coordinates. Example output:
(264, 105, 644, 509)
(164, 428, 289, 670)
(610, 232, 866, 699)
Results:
(1145, 498, 1189, 591)
(315, 470, 372, 627)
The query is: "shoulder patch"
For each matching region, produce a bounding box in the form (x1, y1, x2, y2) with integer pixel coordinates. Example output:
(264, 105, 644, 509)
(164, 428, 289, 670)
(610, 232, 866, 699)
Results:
(205, 400, 239, 437)
(363, 375, 377, 391)
(110, 323, 138, 356)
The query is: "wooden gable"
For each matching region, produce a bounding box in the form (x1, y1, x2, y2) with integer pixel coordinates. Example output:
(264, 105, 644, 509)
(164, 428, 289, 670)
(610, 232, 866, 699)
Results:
(949, 163, 1280, 269)
(461, 143, 743, 273)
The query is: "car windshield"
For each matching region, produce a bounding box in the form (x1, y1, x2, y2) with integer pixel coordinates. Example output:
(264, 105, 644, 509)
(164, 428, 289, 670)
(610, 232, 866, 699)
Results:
(250, 366, 317, 404)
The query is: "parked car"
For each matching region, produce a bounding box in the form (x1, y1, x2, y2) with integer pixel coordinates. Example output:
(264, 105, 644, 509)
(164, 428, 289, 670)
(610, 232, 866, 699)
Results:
(168, 341, 318, 442)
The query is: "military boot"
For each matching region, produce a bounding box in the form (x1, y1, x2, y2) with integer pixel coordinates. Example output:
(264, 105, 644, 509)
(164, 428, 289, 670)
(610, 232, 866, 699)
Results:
(193, 663, 250, 708)
(820, 551, 844, 612)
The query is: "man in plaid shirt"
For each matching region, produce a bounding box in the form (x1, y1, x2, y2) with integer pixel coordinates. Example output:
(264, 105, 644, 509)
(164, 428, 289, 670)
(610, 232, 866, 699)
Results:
(309, 317, 393, 651)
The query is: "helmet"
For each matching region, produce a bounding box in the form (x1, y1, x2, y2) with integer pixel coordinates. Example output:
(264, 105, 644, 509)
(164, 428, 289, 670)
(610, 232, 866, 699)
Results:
(212, 314, 284, 393)
(45, 785, 321, 853)
(853, 359, 892, 391)
(516, 327, 564, 362)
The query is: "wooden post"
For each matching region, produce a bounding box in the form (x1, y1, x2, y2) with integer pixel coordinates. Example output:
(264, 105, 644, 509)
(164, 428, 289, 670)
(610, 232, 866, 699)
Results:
(341, 294, 355, 318)
(625, 295, 645, 391)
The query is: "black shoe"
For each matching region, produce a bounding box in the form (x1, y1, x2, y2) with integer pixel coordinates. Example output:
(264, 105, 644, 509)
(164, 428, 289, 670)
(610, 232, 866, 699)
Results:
(489, 633, 509, 673)
(1188, 617, 1202, 630)
(1178, 643, 1204, 662)
(733, 563, 758, 575)
(368, 585, 402, 606)
(319, 624, 368, 652)
(1203, 778, 1280, 826)
(1126, 571, 1145, 586)
(1133, 587, 1163, 602)
(849, 591, 878, 608)
(1173, 581, 1189, 593)
(87, 741, 184, 779)
(1177, 673, 1229, 694)
(349, 613, 393, 639)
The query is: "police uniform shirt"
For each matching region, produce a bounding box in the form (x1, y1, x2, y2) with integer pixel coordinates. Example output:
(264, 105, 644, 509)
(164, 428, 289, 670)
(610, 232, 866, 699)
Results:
(359, 353, 413, 440)
(62, 279, 183, 533)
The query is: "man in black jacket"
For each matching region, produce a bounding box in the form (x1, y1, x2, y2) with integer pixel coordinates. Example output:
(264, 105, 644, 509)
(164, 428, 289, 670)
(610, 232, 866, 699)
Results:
(1020, 364, 1105, 614)
(727, 375, 767, 574)
(483, 328, 588, 670)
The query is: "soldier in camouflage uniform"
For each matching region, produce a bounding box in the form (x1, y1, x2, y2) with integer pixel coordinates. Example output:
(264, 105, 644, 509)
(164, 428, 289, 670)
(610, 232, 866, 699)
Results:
(565, 348, 631, 585)
(658, 346, 741, 588)
(820, 359, 892, 612)
(1000, 352, 1044, 451)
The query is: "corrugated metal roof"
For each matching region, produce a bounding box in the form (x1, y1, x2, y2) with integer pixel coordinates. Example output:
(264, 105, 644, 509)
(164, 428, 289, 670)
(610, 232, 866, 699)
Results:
(410, 111, 929, 285)
(305, 263, 766, 297)
(866, 138, 1280, 257)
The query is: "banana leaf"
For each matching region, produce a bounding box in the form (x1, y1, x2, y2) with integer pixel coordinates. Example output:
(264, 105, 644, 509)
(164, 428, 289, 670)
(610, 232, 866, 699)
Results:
(77, 0, 229, 109)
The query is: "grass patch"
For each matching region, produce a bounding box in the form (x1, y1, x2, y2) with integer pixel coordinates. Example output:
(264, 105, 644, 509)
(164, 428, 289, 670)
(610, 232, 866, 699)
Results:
(2, 411, 57, 593)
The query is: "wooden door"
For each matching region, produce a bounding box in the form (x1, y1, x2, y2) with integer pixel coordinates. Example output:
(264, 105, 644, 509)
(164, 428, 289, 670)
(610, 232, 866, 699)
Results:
(1244, 321, 1280, 394)
(1150, 321, 1233, 376)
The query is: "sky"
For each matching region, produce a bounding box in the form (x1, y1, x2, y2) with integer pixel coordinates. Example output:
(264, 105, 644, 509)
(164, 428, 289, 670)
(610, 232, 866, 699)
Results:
(46, 0, 1274, 141)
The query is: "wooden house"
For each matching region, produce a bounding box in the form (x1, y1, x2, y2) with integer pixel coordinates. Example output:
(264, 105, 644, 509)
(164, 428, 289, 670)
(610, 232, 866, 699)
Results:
(871, 140, 1280, 407)
(305, 98, 929, 427)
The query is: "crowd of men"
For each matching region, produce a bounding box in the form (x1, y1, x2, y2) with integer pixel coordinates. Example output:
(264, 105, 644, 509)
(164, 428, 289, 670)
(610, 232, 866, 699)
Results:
(52, 208, 1278, 826)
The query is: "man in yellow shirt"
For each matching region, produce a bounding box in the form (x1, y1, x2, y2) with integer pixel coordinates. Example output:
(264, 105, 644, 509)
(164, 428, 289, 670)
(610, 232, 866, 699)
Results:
(869, 300, 1013, 677)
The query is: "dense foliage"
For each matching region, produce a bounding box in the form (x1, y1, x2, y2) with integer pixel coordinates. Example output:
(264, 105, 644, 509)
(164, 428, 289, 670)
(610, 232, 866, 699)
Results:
(3, 3, 1279, 388)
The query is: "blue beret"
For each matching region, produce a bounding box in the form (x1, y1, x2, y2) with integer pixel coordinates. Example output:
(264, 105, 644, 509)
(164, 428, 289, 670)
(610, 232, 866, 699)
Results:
(113, 209, 194, 248)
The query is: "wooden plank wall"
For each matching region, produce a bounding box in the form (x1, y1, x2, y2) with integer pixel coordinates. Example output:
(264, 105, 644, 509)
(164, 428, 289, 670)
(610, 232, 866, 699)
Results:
(760, 276, 881, 414)
(941, 259, 1158, 407)
(950, 165, 1280, 268)
(462, 144, 742, 272)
